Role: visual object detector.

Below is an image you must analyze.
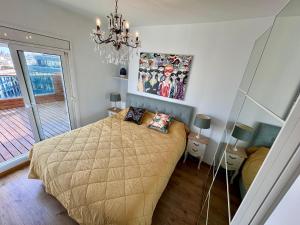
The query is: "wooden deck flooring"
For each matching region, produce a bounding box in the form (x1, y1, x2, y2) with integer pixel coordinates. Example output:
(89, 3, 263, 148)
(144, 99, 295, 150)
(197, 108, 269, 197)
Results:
(0, 101, 70, 163)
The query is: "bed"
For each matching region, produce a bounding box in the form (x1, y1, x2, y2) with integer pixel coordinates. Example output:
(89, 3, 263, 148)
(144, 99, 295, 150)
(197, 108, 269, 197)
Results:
(28, 93, 194, 225)
(239, 123, 281, 198)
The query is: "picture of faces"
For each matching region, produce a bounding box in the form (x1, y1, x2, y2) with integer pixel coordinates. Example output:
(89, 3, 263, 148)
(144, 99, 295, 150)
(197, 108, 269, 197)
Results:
(137, 52, 193, 100)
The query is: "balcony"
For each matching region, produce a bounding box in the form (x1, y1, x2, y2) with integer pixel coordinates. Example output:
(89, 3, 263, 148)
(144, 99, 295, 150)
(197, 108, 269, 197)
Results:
(0, 74, 70, 163)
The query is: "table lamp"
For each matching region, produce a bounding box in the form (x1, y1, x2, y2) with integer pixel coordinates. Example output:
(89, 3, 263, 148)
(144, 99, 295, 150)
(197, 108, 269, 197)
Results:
(110, 93, 121, 110)
(231, 123, 253, 151)
(194, 114, 211, 139)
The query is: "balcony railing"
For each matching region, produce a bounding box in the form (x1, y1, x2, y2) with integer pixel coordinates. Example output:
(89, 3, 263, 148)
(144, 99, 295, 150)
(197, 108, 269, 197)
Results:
(0, 75, 56, 99)
(0, 76, 21, 99)
(0, 74, 64, 110)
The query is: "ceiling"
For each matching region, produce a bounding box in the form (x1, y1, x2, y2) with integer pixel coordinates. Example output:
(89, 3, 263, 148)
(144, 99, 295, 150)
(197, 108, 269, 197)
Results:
(45, 0, 289, 26)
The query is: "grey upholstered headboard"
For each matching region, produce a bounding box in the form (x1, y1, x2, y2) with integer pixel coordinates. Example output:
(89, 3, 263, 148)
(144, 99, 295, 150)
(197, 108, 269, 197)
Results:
(248, 123, 281, 148)
(126, 93, 194, 126)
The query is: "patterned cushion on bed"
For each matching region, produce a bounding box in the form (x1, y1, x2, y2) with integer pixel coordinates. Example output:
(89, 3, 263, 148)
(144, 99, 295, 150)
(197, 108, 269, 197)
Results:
(148, 113, 174, 133)
(124, 106, 146, 125)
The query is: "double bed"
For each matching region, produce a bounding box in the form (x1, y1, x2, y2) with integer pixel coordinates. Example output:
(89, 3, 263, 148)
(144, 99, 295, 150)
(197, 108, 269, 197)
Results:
(28, 93, 194, 225)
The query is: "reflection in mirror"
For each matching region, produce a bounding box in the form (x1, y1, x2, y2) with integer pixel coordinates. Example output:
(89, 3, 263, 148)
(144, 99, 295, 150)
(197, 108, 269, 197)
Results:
(200, 131, 234, 225)
(199, 131, 227, 224)
(207, 152, 230, 225)
(200, 159, 215, 211)
(228, 97, 283, 218)
(197, 132, 226, 225)
(226, 92, 246, 133)
(198, 190, 210, 225)
(202, 1, 300, 223)
(239, 28, 272, 93)
(248, 0, 300, 119)
(214, 131, 229, 171)
(237, 98, 282, 131)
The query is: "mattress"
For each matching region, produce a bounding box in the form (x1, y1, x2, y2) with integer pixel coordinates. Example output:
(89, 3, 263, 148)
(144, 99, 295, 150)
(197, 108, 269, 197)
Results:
(28, 110, 187, 225)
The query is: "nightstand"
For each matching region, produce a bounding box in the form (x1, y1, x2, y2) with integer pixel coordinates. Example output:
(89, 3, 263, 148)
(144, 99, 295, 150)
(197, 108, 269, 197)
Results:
(183, 132, 209, 169)
(107, 107, 122, 117)
(221, 145, 247, 184)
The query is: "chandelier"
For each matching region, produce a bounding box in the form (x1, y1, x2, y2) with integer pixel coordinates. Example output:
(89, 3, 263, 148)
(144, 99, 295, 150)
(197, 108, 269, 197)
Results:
(90, 0, 141, 65)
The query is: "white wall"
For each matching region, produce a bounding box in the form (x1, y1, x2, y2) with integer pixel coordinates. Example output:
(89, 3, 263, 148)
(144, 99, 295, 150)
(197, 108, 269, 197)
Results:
(0, 0, 119, 126)
(128, 18, 274, 164)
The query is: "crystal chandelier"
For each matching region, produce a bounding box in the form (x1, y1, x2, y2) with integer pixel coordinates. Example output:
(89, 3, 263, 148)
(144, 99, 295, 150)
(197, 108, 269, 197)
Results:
(90, 0, 141, 65)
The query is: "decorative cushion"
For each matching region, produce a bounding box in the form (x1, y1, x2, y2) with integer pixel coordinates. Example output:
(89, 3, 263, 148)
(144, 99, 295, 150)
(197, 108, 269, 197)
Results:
(124, 106, 146, 125)
(148, 113, 174, 133)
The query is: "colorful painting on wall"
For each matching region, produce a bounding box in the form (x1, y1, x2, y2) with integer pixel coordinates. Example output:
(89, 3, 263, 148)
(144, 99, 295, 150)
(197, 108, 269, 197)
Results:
(137, 52, 193, 100)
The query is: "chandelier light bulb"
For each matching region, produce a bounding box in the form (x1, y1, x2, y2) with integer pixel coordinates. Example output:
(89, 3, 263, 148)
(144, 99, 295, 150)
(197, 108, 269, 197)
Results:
(96, 18, 101, 26)
(96, 18, 101, 31)
(124, 21, 130, 29)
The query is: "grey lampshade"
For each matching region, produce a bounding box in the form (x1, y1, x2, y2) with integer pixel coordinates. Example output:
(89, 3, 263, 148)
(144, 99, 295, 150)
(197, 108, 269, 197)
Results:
(110, 93, 121, 102)
(232, 123, 253, 142)
(194, 114, 211, 129)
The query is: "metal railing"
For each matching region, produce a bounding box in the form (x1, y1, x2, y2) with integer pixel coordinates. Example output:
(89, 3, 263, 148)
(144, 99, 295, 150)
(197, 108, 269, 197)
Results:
(0, 75, 55, 99)
(0, 76, 21, 99)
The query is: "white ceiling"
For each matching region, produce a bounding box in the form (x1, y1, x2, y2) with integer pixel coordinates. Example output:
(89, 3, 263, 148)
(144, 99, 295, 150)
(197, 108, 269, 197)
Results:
(45, 0, 289, 26)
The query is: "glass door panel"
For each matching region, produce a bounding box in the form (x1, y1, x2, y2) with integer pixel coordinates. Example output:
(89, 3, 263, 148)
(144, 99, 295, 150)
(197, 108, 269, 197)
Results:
(0, 44, 38, 163)
(19, 51, 71, 140)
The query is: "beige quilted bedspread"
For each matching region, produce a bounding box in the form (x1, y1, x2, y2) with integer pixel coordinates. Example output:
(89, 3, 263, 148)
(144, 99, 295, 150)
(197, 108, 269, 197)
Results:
(28, 110, 187, 225)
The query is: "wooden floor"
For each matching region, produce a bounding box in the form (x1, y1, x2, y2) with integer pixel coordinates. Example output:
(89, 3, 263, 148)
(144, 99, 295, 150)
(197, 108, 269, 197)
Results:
(0, 101, 70, 163)
(0, 157, 232, 225)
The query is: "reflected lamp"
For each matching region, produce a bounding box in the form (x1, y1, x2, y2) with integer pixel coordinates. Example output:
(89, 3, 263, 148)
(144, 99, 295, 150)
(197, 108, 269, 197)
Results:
(232, 123, 253, 151)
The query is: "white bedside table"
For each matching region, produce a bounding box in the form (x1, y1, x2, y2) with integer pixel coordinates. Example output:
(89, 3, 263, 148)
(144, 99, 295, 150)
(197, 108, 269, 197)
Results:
(183, 132, 209, 169)
(221, 145, 247, 184)
(107, 107, 122, 117)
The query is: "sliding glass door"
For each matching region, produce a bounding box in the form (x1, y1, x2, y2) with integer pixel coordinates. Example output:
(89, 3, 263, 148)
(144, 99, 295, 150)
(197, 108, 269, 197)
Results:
(18, 50, 71, 140)
(0, 43, 38, 163)
(0, 42, 74, 167)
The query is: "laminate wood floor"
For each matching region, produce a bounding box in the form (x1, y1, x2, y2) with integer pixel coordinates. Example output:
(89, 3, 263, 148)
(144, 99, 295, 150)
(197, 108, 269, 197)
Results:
(0, 158, 229, 225)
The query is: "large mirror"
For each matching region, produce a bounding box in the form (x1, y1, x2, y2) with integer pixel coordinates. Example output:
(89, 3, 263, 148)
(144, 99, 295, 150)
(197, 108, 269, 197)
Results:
(203, 0, 300, 223)
(208, 153, 230, 225)
(228, 97, 283, 218)
(198, 130, 230, 225)
(239, 28, 271, 93)
(248, 0, 300, 120)
(227, 0, 300, 221)
(199, 150, 230, 225)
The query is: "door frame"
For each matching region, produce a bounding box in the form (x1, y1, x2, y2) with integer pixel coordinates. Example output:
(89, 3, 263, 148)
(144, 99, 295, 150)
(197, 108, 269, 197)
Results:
(8, 43, 79, 131)
(8, 45, 41, 142)
(0, 36, 81, 126)
(0, 38, 80, 172)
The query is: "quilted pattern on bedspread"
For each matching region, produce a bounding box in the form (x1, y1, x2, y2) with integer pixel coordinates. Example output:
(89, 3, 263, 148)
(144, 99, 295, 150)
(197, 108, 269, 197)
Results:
(28, 111, 186, 225)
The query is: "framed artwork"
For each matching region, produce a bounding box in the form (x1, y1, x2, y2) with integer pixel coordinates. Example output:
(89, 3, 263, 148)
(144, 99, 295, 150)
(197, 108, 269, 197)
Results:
(137, 52, 193, 100)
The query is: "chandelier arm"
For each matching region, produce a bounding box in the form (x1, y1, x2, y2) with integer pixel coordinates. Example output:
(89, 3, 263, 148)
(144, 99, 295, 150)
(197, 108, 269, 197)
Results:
(115, 0, 118, 14)
(116, 38, 139, 48)
(93, 35, 113, 45)
(124, 42, 139, 48)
